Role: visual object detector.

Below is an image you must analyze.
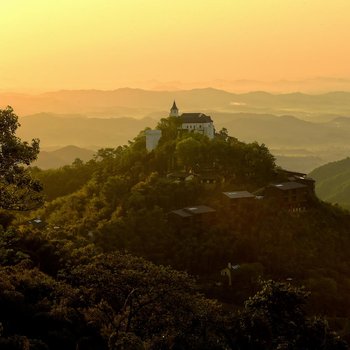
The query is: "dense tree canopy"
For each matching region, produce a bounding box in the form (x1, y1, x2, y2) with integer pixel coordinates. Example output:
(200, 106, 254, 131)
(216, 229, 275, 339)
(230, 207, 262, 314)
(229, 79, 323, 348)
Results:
(1, 114, 348, 347)
(0, 106, 42, 211)
(0, 228, 347, 349)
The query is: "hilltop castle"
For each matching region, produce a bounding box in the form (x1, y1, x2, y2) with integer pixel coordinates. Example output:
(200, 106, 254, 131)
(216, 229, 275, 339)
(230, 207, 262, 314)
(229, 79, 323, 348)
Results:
(169, 101, 215, 139)
(145, 101, 215, 151)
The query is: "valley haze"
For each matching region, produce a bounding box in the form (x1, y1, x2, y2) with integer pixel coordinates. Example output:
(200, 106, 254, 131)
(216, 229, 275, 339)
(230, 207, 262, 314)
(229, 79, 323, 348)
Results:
(3, 87, 350, 173)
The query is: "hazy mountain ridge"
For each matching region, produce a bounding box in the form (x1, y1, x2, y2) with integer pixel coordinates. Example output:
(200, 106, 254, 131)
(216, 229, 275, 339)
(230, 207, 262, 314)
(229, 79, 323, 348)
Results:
(18, 113, 157, 149)
(218, 115, 350, 172)
(17, 112, 350, 172)
(139, 77, 350, 93)
(220, 115, 350, 147)
(309, 158, 350, 209)
(2, 88, 350, 118)
(8, 88, 350, 172)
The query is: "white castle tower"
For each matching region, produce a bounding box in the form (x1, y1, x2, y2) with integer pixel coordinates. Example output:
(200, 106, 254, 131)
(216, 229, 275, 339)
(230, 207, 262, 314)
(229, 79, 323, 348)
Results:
(169, 100, 179, 117)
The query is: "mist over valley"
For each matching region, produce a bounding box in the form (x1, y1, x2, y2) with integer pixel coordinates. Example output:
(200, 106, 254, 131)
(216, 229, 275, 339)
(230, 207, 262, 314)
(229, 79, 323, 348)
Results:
(11, 88, 350, 173)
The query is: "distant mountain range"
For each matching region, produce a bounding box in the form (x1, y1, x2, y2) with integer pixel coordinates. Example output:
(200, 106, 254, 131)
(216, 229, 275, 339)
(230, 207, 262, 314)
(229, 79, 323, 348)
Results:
(217, 115, 350, 148)
(127, 77, 350, 94)
(1, 88, 350, 119)
(18, 113, 157, 149)
(16, 111, 350, 173)
(219, 114, 350, 172)
(18, 112, 350, 150)
(309, 158, 350, 210)
(2, 87, 348, 172)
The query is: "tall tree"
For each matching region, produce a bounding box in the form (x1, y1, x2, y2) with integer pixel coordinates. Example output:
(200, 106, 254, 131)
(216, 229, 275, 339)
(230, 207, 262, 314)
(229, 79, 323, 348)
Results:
(0, 106, 42, 210)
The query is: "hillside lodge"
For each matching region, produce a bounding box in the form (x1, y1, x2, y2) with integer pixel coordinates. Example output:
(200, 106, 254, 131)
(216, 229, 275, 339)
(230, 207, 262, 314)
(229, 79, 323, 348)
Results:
(169, 171, 316, 226)
(263, 182, 310, 210)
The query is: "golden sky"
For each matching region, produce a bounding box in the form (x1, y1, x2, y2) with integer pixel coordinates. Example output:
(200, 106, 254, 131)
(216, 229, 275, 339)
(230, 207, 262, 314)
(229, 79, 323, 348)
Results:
(1, 0, 349, 91)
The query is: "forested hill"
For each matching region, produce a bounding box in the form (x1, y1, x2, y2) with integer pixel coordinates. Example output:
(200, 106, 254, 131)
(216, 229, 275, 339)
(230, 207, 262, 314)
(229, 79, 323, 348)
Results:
(2, 110, 349, 347)
(309, 157, 350, 209)
(21, 116, 350, 345)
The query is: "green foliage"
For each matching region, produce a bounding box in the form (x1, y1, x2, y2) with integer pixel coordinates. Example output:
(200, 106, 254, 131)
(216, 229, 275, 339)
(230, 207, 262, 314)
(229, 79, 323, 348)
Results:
(156, 116, 182, 144)
(0, 106, 42, 211)
(8, 114, 350, 347)
(0, 228, 230, 349)
(0, 229, 346, 349)
(230, 280, 348, 349)
(31, 159, 97, 201)
(176, 135, 203, 168)
(26, 118, 350, 320)
(34, 117, 277, 206)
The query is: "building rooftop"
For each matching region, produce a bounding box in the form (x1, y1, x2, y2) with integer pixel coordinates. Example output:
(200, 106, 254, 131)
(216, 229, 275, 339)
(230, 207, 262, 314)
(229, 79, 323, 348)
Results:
(289, 175, 315, 182)
(279, 169, 307, 177)
(170, 205, 216, 218)
(171, 209, 193, 218)
(270, 181, 307, 191)
(183, 205, 216, 215)
(180, 113, 213, 123)
(223, 191, 256, 199)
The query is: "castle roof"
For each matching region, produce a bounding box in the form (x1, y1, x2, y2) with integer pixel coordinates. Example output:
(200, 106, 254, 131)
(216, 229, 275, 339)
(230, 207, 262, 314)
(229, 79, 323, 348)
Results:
(180, 113, 213, 123)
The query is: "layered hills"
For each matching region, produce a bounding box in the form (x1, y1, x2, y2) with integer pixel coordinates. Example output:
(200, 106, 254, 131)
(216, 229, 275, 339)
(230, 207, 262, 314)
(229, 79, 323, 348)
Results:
(2, 88, 350, 118)
(1, 88, 346, 172)
(33, 145, 95, 169)
(309, 157, 350, 210)
(18, 113, 156, 150)
(18, 112, 350, 173)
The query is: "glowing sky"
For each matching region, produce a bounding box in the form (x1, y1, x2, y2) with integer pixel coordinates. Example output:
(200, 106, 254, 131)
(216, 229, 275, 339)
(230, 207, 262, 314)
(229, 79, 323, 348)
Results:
(1, 0, 349, 91)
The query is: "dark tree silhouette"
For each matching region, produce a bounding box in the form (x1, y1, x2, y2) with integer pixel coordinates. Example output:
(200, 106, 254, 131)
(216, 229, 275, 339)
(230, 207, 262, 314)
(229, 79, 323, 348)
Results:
(0, 106, 42, 210)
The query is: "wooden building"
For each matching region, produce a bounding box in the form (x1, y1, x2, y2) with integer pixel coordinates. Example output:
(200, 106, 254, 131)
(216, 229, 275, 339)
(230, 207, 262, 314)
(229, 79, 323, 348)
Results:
(264, 181, 310, 210)
(222, 191, 256, 210)
(278, 169, 316, 193)
(168, 205, 216, 228)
